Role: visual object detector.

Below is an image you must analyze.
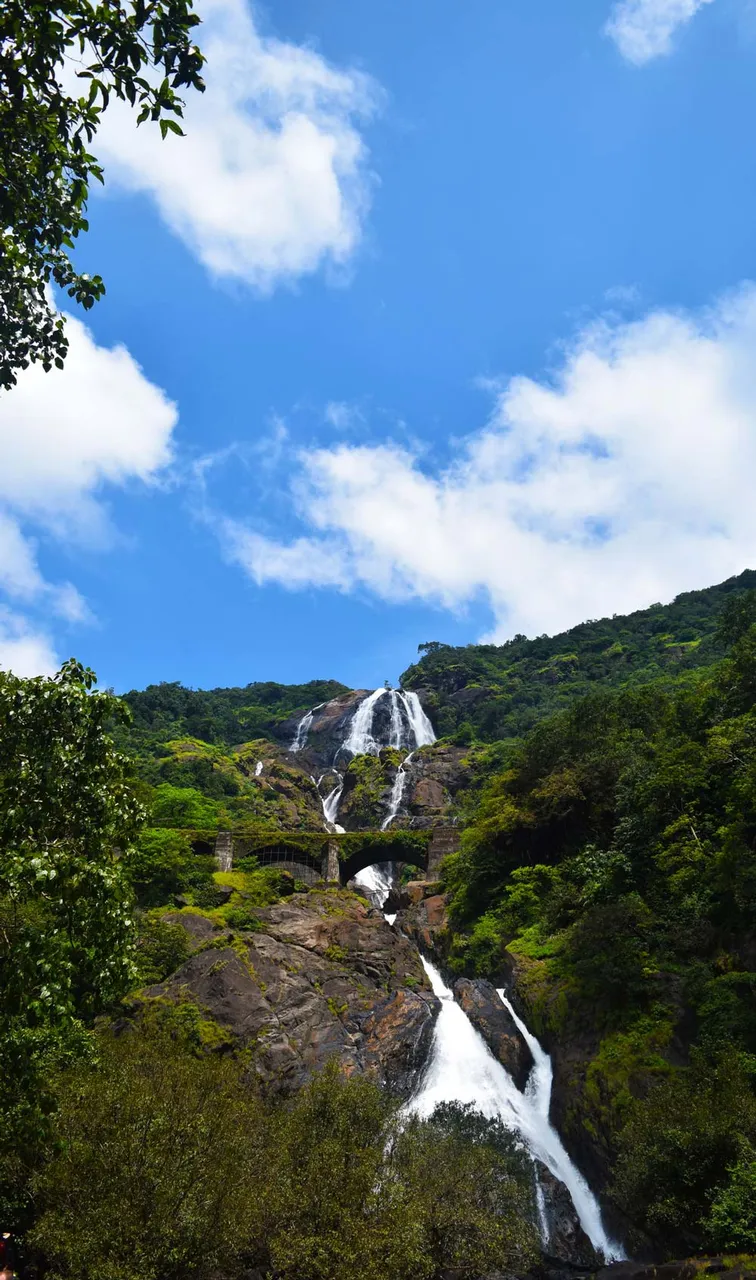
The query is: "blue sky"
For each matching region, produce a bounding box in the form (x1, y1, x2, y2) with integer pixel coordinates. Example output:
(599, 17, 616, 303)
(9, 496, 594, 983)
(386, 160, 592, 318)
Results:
(2, 0, 756, 691)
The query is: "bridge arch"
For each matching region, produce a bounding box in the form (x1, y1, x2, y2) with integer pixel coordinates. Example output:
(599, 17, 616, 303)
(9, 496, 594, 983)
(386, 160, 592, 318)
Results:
(339, 844, 426, 886)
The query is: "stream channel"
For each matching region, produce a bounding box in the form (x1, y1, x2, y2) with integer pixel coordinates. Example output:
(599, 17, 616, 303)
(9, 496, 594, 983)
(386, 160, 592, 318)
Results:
(290, 689, 626, 1262)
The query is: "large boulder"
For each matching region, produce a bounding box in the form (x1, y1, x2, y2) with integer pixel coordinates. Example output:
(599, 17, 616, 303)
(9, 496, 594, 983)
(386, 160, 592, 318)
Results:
(141, 889, 439, 1097)
(452, 978, 534, 1091)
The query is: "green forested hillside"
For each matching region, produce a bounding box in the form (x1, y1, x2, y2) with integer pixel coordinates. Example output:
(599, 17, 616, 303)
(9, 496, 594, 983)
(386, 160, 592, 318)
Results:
(402, 568, 756, 743)
(440, 587, 756, 1256)
(123, 678, 349, 746)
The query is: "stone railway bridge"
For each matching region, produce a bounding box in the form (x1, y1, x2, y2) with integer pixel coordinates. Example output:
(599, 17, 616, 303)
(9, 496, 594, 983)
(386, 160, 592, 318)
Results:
(210, 826, 460, 886)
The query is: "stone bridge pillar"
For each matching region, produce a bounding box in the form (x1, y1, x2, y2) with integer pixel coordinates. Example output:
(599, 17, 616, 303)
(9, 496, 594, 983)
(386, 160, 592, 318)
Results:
(425, 826, 460, 880)
(322, 840, 340, 884)
(214, 831, 233, 873)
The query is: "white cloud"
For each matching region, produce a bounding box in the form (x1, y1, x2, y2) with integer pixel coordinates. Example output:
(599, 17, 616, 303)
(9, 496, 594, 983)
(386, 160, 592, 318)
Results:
(0, 312, 176, 533)
(0, 609, 59, 678)
(606, 0, 716, 63)
(0, 310, 178, 673)
(223, 284, 756, 641)
(94, 0, 379, 289)
(324, 401, 366, 431)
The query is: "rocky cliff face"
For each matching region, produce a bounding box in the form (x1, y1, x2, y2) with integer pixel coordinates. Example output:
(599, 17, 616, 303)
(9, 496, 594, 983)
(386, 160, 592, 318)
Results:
(402, 743, 470, 827)
(453, 977, 534, 1091)
(143, 889, 439, 1097)
(275, 690, 368, 771)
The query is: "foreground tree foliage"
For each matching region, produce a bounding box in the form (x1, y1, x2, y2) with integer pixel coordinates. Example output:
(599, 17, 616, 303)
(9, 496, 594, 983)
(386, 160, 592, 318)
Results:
(0, 0, 204, 389)
(0, 659, 143, 1226)
(31, 1028, 539, 1280)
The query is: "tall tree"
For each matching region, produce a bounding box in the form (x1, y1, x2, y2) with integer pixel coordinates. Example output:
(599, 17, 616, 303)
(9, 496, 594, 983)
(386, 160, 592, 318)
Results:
(0, 1, 204, 390)
(0, 659, 144, 1227)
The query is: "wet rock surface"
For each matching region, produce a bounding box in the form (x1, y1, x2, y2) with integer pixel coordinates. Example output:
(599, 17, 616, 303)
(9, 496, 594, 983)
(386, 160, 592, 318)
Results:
(143, 889, 439, 1096)
(536, 1164, 601, 1269)
(453, 977, 534, 1091)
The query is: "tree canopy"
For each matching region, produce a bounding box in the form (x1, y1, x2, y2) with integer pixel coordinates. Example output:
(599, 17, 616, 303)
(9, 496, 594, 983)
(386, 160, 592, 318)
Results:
(0, 659, 143, 1226)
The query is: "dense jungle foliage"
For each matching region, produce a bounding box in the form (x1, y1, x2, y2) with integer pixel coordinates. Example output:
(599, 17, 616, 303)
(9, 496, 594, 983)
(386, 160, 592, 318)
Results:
(441, 587, 756, 1256)
(402, 568, 756, 743)
(123, 678, 348, 748)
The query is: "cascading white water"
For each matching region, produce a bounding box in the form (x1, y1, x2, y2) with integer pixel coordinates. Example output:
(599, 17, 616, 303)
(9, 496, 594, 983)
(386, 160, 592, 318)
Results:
(342, 687, 387, 756)
(296, 686, 438, 910)
(388, 690, 405, 748)
(290, 708, 315, 753)
(497, 989, 552, 1119)
(287, 688, 621, 1259)
(353, 863, 394, 916)
(322, 776, 345, 833)
(407, 958, 624, 1262)
(399, 690, 436, 748)
(381, 751, 414, 830)
(255, 760, 263, 776)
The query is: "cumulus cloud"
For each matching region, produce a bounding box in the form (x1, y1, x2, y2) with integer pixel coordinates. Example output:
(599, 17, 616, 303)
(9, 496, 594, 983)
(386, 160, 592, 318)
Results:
(0, 609, 59, 679)
(0, 311, 178, 673)
(606, 0, 716, 63)
(223, 284, 756, 641)
(94, 0, 379, 289)
(0, 312, 176, 534)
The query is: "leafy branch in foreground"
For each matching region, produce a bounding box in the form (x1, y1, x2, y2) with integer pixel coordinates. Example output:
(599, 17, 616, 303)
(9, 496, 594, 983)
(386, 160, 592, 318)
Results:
(0, 1, 205, 390)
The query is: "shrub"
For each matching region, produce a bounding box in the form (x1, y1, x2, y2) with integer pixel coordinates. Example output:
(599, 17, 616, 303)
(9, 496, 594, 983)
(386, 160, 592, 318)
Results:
(31, 1026, 267, 1280)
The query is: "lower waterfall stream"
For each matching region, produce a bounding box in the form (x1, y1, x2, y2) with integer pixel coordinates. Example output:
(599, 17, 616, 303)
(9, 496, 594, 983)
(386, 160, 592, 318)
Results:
(297, 687, 625, 1262)
(407, 959, 625, 1262)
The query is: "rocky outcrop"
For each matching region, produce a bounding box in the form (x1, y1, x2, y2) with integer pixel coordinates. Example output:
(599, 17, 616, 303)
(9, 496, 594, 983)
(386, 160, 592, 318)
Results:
(398, 880, 451, 964)
(142, 889, 439, 1097)
(537, 1164, 601, 1268)
(404, 744, 470, 824)
(276, 690, 368, 771)
(453, 978, 533, 1091)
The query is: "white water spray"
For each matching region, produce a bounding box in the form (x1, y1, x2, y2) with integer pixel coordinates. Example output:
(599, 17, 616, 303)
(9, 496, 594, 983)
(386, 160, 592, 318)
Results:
(407, 959, 624, 1262)
(255, 760, 263, 777)
(381, 751, 414, 830)
(322, 776, 345, 833)
(290, 708, 315, 753)
(389, 690, 405, 748)
(343, 688, 387, 756)
(399, 690, 436, 747)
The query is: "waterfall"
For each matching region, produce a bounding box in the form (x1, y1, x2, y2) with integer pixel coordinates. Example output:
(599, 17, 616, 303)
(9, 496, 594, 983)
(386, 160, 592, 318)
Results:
(388, 690, 405, 748)
(290, 708, 315, 753)
(321, 775, 345, 833)
(296, 686, 438, 905)
(407, 958, 624, 1262)
(381, 750, 414, 830)
(255, 760, 263, 777)
(399, 690, 436, 748)
(342, 688, 387, 756)
(353, 863, 394, 917)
